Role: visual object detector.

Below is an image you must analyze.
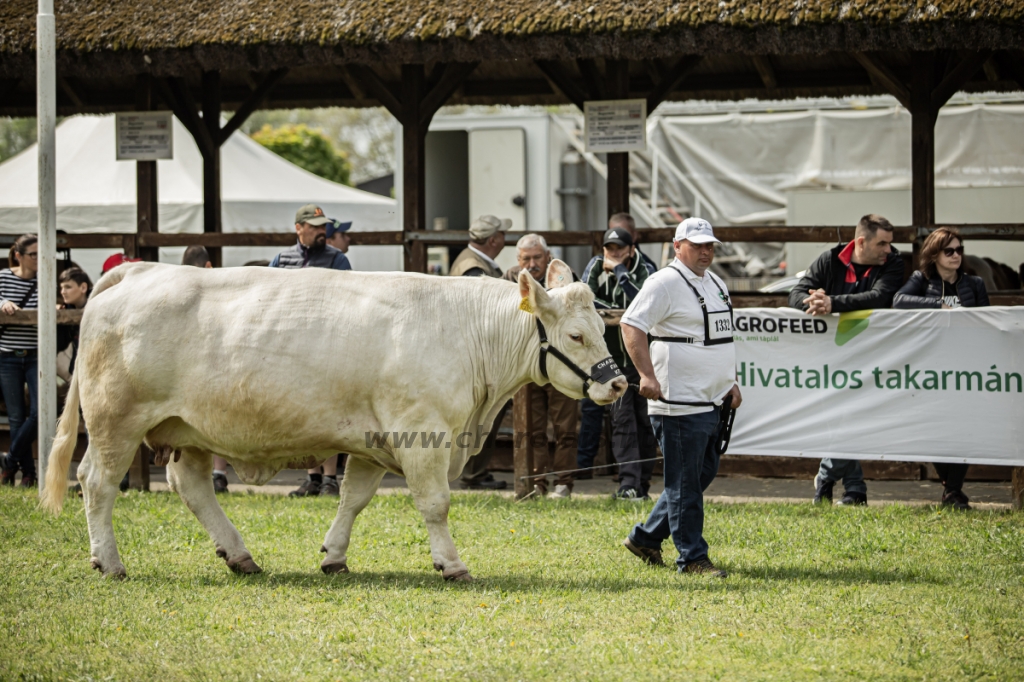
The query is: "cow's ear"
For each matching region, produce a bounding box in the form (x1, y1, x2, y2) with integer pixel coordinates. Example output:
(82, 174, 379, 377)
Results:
(545, 259, 573, 290)
(519, 269, 554, 317)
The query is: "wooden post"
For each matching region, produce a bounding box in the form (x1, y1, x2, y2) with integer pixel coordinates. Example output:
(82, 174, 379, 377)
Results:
(512, 384, 534, 499)
(128, 446, 150, 492)
(135, 75, 159, 263)
(605, 59, 630, 218)
(1013, 468, 1024, 510)
(402, 64, 428, 273)
(910, 52, 935, 265)
(201, 71, 223, 268)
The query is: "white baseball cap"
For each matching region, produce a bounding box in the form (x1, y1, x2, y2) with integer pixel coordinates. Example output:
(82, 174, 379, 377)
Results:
(673, 217, 720, 244)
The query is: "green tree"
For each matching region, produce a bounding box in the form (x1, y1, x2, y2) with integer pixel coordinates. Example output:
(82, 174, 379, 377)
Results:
(0, 118, 37, 164)
(250, 123, 351, 185)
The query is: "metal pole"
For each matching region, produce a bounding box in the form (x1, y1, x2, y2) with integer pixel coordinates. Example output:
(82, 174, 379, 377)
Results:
(37, 0, 57, 494)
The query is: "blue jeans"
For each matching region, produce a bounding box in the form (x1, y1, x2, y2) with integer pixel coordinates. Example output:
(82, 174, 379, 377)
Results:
(629, 410, 722, 568)
(0, 352, 38, 478)
(817, 458, 866, 495)
(576, 398, 605, 470)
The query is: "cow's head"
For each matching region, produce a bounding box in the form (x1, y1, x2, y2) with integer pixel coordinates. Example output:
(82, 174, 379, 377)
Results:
(518, 260, 628, 405)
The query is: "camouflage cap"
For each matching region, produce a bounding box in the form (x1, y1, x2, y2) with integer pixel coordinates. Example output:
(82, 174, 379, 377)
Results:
(295, 204, 330, 226)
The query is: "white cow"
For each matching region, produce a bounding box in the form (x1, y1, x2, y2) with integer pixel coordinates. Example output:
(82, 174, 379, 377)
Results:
(43, 260, 627, 580)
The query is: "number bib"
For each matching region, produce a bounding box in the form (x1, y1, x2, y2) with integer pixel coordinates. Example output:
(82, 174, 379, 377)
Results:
(708, 309, 733, 342)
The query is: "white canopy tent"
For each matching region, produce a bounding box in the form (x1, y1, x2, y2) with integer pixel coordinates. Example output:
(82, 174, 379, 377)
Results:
(0, 115, 400, 279)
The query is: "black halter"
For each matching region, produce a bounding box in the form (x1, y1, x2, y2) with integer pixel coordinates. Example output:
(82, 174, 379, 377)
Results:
(535, 319, 622, 395)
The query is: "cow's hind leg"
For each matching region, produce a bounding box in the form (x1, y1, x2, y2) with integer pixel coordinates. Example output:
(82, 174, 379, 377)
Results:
(320, 457, 386, 574)
(405, 460, 471, 581)
(77, 442, 137, 578)
(166, 448, 261, 574)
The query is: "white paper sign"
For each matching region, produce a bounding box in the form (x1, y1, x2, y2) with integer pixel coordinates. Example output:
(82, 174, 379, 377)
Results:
(725, 307, 1024, 466)
(584, 99, 647, 153)
(115, 112, 173, 160)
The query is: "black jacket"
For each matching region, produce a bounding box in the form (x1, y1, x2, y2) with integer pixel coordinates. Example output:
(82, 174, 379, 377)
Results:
(893, 270, 989, 309)
(788, 242, 904, 312)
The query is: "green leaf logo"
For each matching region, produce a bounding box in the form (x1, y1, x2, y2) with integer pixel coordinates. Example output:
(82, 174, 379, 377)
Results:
(835, 310, 871, 346)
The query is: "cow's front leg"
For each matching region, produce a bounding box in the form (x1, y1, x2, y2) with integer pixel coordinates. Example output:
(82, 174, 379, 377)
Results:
(320, 456, 386, 574)
(166, 449, 261, 574)
(406, 461, 471, 581)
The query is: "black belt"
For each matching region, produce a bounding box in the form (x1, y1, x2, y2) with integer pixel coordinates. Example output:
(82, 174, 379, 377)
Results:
(0, 349, 35, 357)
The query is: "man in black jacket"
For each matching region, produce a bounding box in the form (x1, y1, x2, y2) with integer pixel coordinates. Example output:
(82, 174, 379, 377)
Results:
(789, 214, 903, 506)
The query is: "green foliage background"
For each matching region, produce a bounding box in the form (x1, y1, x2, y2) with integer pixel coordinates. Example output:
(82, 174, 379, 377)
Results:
(0, 117, 37, 163)
(250, 123, 352, 185)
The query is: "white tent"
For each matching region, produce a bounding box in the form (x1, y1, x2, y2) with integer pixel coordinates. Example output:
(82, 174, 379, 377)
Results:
(0, 115, 401, 276)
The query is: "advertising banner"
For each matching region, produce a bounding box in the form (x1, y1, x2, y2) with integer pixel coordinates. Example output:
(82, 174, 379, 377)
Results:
(729, 307, 1024, 466)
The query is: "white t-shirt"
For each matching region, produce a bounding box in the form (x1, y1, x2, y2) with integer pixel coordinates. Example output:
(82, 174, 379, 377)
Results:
(620, 259, 737, 416)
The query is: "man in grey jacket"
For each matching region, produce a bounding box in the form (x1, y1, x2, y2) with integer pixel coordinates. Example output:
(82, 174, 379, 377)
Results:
(271, 204, 351, 496)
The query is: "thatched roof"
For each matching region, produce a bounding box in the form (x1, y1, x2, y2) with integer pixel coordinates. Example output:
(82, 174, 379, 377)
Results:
(0, 1, 1021, 115)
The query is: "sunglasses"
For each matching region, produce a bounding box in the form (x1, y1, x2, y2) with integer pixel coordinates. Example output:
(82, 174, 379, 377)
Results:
(942, 246, 964, 257)
(23, 251, 38, 259)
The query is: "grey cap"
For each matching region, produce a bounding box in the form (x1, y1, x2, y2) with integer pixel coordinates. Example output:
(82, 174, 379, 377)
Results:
(295, 203, 330, 226)
(469, 215, 512, 241)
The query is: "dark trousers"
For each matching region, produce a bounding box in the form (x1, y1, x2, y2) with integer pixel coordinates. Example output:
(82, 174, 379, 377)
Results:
(0, 352, 38, 478)
(610, 369, 658, 494)
(817, 458, 867, 495)
(934, 462, 969, 492)
(576, 398, 605, 471)
(629, 410, 722, 567)
(461, 401, 511, 484)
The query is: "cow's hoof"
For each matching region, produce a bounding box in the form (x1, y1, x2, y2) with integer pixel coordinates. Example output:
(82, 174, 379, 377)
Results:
(443, 570, 473, 582)
(91, 558, 127, 580)
(226, 555, 262, 575)
(433, 562, 444, 572)
(321, 561, 350, 575)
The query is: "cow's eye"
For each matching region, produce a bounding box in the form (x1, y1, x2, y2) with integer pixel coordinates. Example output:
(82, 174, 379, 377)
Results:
(570, 334, 583, 343)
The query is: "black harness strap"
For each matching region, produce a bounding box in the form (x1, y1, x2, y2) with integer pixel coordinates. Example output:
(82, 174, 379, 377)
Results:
(536, 319, 621, 395)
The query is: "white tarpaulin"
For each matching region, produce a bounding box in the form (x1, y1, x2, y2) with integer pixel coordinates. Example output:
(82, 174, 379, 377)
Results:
(729, 307, 1024, 466)
(641, 103, 1024, 226)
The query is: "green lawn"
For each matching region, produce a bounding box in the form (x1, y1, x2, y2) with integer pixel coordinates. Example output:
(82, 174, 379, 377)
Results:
(1, 486, 1022, 681)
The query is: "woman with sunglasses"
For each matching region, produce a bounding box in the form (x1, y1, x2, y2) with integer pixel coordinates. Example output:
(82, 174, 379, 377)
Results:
(894, 227, 989, 510)
(0, 235, 41, 487)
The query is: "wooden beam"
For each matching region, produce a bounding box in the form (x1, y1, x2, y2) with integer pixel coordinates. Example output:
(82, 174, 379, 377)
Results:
(577, 58, 606, 100)
(851, 52, 911, 109)
(136, 231, 404, 248)
(201, 71, 223, 267)
(1013, 468, 1024, 510)
(135, 75, 159, 262)
(751, 55, 777, 90)
(58, 76, 85, 108)
(338, 66, 367, 101)
(419, 62, 479, 130)
(0, 309, 84, 326)
(169, 77, 216, 157)
(534, 60, 588, 110)
(911, 51, 936, 227)
(0, 78, 19, 103)
(219, 69, 288, 144)
(346, 64, 402, 120)
(606, 59, 630, 217)
(401, 64, 428, 273)
(512, 384, 534, 499)
(994, 51, 1024, 89)
(646, 55, 701, 112)
(931, 51, 992, 111)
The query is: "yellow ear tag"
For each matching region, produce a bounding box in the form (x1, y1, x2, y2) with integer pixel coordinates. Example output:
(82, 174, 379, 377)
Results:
(520, 297, 534, 314)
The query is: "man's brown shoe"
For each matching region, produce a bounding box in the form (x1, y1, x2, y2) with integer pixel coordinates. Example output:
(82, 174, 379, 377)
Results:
(681, 558, 727, 578)
(623, 537, 665, 567)
(18, 475, 37, 488)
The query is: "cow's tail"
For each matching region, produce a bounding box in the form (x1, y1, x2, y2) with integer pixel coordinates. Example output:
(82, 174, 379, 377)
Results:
(41, 372, 80, 515)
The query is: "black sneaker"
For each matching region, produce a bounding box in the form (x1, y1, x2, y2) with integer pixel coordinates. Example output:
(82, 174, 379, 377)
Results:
(613, 486, 641, 501)
(319, 477, 340, 497)
(813, 474, 834, 504)
(623, 537, 665, 567)
(681, 558, 727, 578)
(212, 473, 229, 494)
(0, 459, 16, 486)
(288, 477, 321, 497)
(460, 476, 507, 490)
(836, 491, 867, 506)
(941, 489, 971, 510)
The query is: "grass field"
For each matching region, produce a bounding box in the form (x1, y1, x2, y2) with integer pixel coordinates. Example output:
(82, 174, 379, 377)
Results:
(1, 486, 1022, 681)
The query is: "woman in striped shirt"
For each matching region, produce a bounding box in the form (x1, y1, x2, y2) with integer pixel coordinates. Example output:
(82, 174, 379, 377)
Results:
(0, 234, 41, 487)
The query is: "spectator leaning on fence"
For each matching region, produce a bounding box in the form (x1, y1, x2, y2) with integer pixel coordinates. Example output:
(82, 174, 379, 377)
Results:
(0, 235, 41, 487)
(456, 215, 511, 491)
(503, 234, 579, 499)
(326, 219, 352, 254)
(620, 218, 742, 578)
(894, 227, 989, 510)
(585, 227, 657, 500)
(577, 212, 658, 480)
(271, 204, 352, 497)
(790, 213, 903, 507)
(181, 245, 236, 494)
